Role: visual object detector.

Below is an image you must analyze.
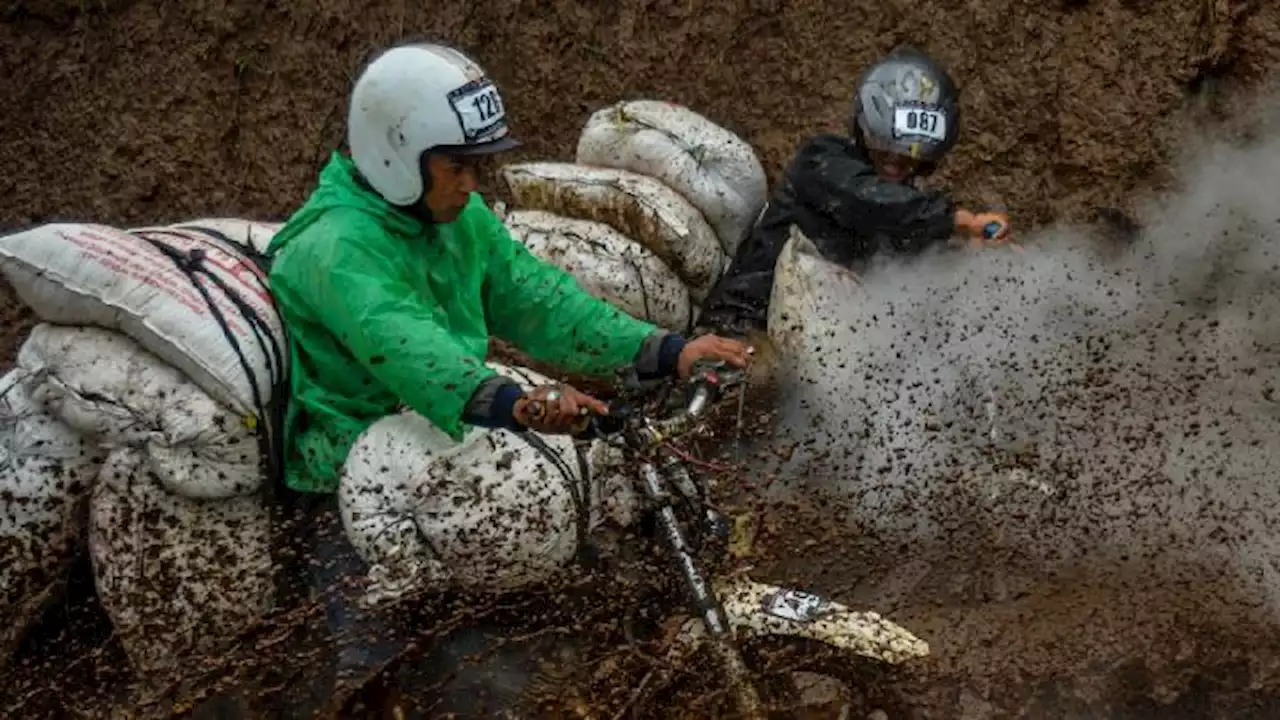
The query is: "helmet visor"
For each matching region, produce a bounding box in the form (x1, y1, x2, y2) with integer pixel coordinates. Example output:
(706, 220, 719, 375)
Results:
(437, 135, 522, 156)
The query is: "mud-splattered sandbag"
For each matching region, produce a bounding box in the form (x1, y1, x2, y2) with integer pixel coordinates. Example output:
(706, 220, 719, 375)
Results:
(88, 447, 273, 679)
(766, 225, 869, 435)
(340, 363, 640, 607)
(0, 370, 102, 667)
(576, 99, 767, 258)
(18, 324, 260, 500)
(500, 162, 726, 301)
(0, 220, 287, 421)
(504, 209, 694, 332)
(767, 226, 863, 360)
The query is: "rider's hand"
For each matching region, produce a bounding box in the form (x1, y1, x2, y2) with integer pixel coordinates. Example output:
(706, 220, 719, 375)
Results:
(513, 383, 608, 434)
(955, 208, 1012, 247)
(676, 334, 753, 379)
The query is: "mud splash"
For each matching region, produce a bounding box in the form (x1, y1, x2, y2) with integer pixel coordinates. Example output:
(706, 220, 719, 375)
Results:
(748, 95, 1280, 717)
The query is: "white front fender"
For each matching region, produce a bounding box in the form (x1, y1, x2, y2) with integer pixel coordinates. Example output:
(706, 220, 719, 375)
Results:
(713, 576, 929, 666)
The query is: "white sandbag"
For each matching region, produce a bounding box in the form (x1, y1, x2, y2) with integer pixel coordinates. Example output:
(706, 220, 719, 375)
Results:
(160, 218, 283, 255)
(340, 362, 640, 607)
(0, 221, 287, 420)
(18, 323, 261, 500)
(576, 99, 768, 258)
(500, 162, 727, 301)
(505, 209, 694, 332)
(88, 447, 274, 679)
(0, 370, 102, 666)
(767, 225, 864, 362)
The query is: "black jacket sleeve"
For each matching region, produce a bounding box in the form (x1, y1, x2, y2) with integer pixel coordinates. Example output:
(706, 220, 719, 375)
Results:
(788, 135, 957, 255)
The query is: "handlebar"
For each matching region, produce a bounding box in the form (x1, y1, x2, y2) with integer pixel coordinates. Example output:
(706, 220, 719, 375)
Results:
(574, 360, 747, 447)
(977, 203, 1010, 243)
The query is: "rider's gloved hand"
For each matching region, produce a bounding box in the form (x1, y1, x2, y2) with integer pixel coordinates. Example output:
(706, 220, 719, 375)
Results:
(955, 207, 1012, 247)
(676, 334, 754, 379)
(514, 383, 609, 434)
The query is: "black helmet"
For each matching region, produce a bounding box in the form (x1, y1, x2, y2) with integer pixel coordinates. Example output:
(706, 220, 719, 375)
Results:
(852, 46, 961, 166)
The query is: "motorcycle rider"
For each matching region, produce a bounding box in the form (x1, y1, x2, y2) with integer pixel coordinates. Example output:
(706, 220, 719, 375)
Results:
(698, 45, 1013, 335)
(264, 41, 751, 714)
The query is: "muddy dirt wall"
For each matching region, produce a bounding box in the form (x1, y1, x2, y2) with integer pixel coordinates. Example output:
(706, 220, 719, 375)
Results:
(2, 0, 1277, 234)
(2, 0, 1275, 357)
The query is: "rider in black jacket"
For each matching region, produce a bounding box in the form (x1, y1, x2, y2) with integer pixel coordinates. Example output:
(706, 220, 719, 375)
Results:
(698, 46, 1013, 334)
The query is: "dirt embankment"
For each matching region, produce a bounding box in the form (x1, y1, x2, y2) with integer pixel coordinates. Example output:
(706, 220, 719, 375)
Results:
(2, 0, 1277, 232)
(0, 1, 1274, 340)
(0, 0, 1275, 350)
(1, 0, 1274, 359)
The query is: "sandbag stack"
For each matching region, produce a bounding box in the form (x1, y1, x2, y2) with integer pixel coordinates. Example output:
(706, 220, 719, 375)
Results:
(0, 97, 774, 683)
(0, 218, 285, 680)
(498, 99, 768, 333)
(500, 209, 694, 332)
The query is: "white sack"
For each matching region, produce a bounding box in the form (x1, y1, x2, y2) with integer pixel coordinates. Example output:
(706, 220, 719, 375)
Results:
(767, 226, 854, 357)
(766, 226, 868, 406)
(340, 363, 639, 607)
(576, 99, 768, 258)
(0, 221, 287, 420)
(0, 370, 102, 666)
(88, 447, 274, 679)
(166, 218, 281, 255)
(504, 209, 695, 332)
(18, 323, 261, 500)
(500, 162, 726, 300)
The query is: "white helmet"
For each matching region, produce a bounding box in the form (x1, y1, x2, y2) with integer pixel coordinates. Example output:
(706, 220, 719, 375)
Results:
(347, 42, 520, 206)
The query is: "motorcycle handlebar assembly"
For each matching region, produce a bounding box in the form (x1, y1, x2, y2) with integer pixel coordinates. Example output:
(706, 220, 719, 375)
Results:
(573, 360, 746, 446)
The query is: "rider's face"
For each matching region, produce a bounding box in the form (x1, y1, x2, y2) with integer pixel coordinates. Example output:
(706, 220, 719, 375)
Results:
(423, 153, 487, 222)
(869, 150, 919, 183)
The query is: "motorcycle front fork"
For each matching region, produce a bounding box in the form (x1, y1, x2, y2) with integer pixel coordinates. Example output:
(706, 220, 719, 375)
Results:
(638, 457, 766, 719)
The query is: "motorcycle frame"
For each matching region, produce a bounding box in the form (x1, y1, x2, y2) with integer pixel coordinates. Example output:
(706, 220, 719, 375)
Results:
(607, 369, 929, 718)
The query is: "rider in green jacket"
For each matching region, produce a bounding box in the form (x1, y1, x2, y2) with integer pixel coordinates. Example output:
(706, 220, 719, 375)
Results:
(266, 41, 750, 715)
(268, 153, 681, 495)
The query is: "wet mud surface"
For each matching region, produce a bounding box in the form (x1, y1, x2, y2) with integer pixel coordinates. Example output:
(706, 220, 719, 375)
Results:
(4, 0, 1280, 717)
(748, 493, 1280, 718)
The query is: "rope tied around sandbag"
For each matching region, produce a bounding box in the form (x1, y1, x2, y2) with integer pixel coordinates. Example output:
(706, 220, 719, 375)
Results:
(134, 227, 289, 488)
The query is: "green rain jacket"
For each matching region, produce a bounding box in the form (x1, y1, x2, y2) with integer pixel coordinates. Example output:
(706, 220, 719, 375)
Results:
(267, 152, 664, 494)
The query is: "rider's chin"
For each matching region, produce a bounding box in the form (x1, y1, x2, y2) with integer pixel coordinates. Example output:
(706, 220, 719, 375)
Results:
(877, 166, 909, 183)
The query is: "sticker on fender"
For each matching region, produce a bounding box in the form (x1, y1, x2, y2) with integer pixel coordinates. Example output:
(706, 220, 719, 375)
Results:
(762, 589, 833, 623)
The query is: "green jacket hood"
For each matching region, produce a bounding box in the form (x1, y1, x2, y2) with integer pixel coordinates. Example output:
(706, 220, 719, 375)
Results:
(267, 152, 423, 256)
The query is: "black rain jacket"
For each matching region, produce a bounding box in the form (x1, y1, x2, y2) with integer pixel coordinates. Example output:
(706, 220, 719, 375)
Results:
(698, 134, 956, 334)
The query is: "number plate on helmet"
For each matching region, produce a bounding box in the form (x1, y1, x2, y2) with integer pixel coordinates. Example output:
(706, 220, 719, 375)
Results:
(893, 106, 947, 142)
(448, 79, 508, 142)
(762, 589, 833, 623)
